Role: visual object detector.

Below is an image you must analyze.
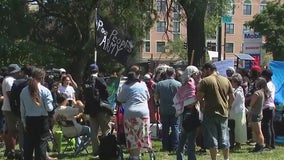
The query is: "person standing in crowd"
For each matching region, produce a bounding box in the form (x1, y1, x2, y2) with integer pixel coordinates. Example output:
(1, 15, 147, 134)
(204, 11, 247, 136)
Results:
(58, 75, 76, 106)
(246, 66, 262, 144)
(229, 73, 247, 150)
(143, 73, 159, 123)
(261, 69, 276, 150)
(175, 68, 183, 82)
(20, 68, 54, 160)
(8, 65, 35, 155)
(248, 77, 268, 152)
(0, 75, 4, 148)
(238, 68, 250, 96)
(226, 67, 235, 78)
(117, 65, 154, 160)
(1, 64, 23, 158)
(154, 67, 181, 152)
(197, 63, 234, 160)
(174, 65, 200, 160)
(82, 63, 111, 156)
(59, 68, 78, 89)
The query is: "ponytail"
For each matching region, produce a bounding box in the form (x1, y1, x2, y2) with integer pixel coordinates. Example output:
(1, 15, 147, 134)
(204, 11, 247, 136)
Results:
(28, 68, 45, 106)
(28, 78, 41, 106)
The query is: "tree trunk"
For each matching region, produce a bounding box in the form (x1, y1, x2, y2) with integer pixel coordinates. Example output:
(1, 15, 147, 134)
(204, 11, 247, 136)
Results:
(179, 0, 208, 67)
(69, 50, 90, 88)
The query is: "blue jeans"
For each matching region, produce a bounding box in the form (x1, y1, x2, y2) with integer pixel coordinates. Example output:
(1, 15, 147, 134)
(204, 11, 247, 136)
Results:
(176, 128, 197, 160)
(76, 125, 91, 148)
(262, 108, 275, 148)
(161, 114, 180, 151)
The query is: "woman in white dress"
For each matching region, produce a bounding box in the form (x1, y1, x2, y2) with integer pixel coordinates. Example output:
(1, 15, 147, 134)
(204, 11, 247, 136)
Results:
(229, 73, 247, 149)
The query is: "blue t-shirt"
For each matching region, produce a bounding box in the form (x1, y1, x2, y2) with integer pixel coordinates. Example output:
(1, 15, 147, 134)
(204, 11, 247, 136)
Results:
(117, 81, 150, 120)
(155, 78, 181, 115)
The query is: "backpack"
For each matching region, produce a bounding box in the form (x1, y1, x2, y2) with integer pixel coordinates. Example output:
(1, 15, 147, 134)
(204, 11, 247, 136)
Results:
(82, 78, 100, 115)
(99, 133, 121, 160)
(10, 79, 28, 117)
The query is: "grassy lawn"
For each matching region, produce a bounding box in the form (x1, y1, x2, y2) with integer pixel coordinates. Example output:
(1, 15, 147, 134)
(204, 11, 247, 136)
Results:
(43, 139, 284, 160)
(0, 138, 284, 159)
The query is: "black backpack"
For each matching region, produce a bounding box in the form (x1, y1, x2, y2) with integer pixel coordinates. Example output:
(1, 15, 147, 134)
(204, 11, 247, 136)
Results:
(99, 133, 121, 160)
(82, 78, 100, 115)
(10, 79, 28, 117)
(82, 76, 110, 115)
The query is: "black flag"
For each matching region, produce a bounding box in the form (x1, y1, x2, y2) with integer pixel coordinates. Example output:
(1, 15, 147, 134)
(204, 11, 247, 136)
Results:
(95, 14, 133, 65)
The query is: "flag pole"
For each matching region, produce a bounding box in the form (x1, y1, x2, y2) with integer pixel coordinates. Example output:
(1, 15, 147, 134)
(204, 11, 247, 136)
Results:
(94, 8, 98, 64)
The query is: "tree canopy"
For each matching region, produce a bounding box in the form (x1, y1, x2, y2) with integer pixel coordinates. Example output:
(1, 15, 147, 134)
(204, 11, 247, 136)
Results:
(0, 0, 233, 83)
(247, 1, 284, 61)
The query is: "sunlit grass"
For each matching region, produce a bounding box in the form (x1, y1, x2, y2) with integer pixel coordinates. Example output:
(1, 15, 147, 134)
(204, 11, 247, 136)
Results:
(45, 138, 284, 160)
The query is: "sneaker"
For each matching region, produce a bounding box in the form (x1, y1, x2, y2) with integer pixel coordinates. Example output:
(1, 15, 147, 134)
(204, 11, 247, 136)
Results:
(197, 148, 207, 155)
(47, 155, 58, 160)
(246, 139, 256, 146)
(263, 147, 272, 152)
(250, 144, 264, 152)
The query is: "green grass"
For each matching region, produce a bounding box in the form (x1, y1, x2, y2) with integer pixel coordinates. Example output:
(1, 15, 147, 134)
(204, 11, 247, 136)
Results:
(1, 138, 284, 159)
(44, 139, 284, 160)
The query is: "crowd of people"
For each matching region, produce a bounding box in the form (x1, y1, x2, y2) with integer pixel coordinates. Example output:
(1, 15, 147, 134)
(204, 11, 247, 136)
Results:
(0, 62, 277, 160)
(142, 63, 276, 160)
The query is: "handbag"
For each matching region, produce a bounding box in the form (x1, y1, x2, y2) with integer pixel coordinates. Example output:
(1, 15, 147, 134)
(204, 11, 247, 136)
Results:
(181, 107, 201, 132)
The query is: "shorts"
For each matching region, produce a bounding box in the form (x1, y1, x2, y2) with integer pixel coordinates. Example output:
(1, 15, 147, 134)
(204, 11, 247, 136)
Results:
(202, 114, 230, 149)
(124, 117, 151, 151)
(3, 111, 21, 133)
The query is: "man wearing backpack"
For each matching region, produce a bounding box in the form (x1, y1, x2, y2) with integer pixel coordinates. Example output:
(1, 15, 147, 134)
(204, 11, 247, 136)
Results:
(1, 64, 26, 159)
(8, 65, 34, 158)
(82, 63, 111, 156)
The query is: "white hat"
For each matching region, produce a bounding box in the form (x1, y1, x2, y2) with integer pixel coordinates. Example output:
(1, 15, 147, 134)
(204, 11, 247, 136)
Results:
(181, 65, 199, 83)
(59, 68, 66, 73)
(144, 73, 151, 80)
(226, 67, 235, 73)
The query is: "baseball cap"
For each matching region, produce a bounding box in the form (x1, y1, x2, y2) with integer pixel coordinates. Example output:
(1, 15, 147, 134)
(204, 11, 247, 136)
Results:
(251, 65, 262, 72)
(90, 63, 99, 71)
(8, 64, 21, 74)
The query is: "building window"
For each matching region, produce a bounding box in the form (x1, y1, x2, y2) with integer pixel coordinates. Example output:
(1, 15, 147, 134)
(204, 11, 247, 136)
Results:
(173, 3, 180, 20)
(226, 23, 234, 34)
(173, 33, 180, 40)
(145, 41, 150, 53)
(157, 21, 166, 32)
(145, 31, 150, 40)
(157, 0, 167, 12)
(243, 24, 250, 33)
(243, 0, 252, 15)
(225, 43, 234, 53)
(259, 0, 267, 12)
(156, 41, 165, 53)
(173, 21, 180, 33)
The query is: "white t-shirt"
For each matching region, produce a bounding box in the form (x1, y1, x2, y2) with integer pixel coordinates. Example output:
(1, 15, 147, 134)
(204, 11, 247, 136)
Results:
(1, 76, 15, 111)
(263, 81, 276, 109)
(58, 85, 75, 100)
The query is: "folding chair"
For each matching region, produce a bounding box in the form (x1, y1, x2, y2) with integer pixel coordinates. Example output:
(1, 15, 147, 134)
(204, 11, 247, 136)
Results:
(57, 120, 90, 156)
(47, 129, 60, 155)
